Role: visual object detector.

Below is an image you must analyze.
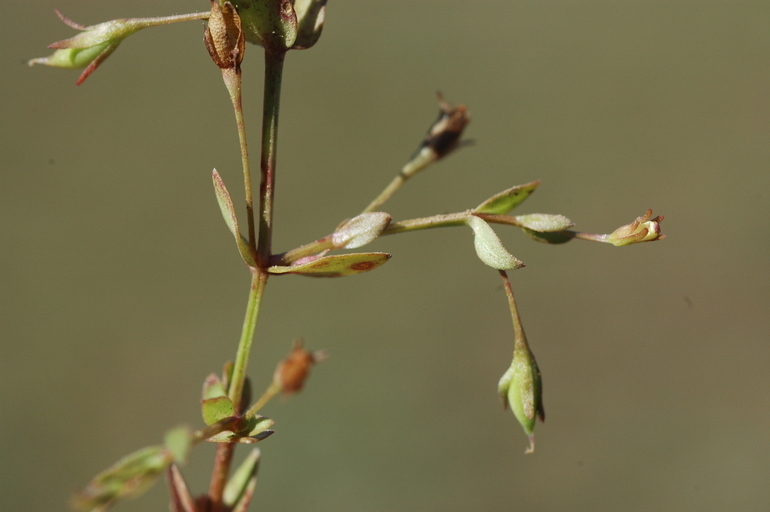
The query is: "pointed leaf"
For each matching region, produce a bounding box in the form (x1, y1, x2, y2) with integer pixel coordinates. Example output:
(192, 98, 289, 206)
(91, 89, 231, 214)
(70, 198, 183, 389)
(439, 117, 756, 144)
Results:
(166, 465, 197, 512)
(205, 415, 274, 444)
(474, 181, 540, 215)
(242, 415, 275, 437)
(522, 228, 576, 245)
(231, 475, 258, 512)
(71, 445, 171, 512)
(224, 448, 261, 508)
(268, 252, 391, 277)
(514, 213, 574, 232)
(206, 429, 274, 444)
(202, 396, 236, 426)
(467, 216, 524, 270)
(212, 169, 256, 266)
(332, 212, 391, 249)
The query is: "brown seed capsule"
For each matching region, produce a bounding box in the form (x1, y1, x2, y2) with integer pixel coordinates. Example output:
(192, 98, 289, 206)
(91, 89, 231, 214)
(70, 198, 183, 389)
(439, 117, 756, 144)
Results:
(273, 339, 326, 395)
(204, 0, 245, 71)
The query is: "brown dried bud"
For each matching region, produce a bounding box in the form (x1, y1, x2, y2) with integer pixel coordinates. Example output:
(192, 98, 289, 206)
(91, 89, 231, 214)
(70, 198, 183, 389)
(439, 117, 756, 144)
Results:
(204, 0, 245, 71)
(425, 91, 471, 159)
(273, 339, 326, 395)
(402, 92, 471, 177)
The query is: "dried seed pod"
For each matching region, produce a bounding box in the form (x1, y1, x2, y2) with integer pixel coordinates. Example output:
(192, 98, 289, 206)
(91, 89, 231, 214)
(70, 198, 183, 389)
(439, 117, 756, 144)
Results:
(204, 1, 245, 71)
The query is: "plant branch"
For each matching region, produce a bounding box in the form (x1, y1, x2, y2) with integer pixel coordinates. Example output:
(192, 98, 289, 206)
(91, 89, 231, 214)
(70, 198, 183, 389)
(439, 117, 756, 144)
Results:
(222, 68, 257, 252)
(362, 172, 408, 214)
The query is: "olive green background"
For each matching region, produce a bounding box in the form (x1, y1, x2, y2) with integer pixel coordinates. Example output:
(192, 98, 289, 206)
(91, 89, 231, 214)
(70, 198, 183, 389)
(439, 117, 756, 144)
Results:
(3, 1, 769, 511)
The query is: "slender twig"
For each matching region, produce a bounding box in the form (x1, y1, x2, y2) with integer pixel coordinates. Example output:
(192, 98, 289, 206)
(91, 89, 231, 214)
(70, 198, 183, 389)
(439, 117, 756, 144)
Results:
(221, 68, 256, 251)
(499, 270, 525, 343)
(244, 381, 282, 419)
(362, 173, 407, 214)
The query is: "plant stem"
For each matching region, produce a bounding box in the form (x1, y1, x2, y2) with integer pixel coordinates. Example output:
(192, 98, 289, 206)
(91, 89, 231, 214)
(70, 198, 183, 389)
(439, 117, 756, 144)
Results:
(229, 270, 269, 408)
(362, 173, 407, 213)
(257, 49, 286, 267)
(383, 211, 471, 234)
(499, 270, 525, 345)
(208, 269, 268, 509)
(209, 47, 287, 509)
(222, 68, 256, 251)
(208, 443, 235, 512)
(110, 11, 211, 32)
(244, 381, 282, 419)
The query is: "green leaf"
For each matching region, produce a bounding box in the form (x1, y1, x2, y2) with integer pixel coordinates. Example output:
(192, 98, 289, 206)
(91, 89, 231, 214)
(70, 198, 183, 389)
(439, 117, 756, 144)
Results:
(231, 0, 298, 50)
(206, 416, 275, 444)
(164, 425, 194, 465)
(332, 212, 391, 249)
(202, 396, 236, 426)
(224, 448, 261, 508)
(268, 252, 391, 277)
(474, 181, 540, 215)
(291, 0, 327, 49)
(467, 216, 524, 270)
(514, 213, 574, 232)
(202, 373, 228, 400)
(212, 169, 256, 266)
(522, 228, 575, 245)
(71, 445, 172, 512)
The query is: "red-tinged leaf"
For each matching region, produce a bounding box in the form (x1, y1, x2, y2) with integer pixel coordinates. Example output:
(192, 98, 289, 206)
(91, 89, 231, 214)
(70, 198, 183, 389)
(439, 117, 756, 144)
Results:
(212, 169, 256, 266)
(268, 252, 391, 277)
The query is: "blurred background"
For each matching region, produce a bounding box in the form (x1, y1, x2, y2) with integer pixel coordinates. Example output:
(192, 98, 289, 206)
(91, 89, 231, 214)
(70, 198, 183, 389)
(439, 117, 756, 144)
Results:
(3, 1, 769, 511)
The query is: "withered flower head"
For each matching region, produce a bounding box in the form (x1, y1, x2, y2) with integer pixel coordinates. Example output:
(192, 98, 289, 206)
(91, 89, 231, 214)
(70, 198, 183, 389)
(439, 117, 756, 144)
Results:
(402, 92, 471, 177)
(204, 0, 245, 72)
(273, 339, 326, 395)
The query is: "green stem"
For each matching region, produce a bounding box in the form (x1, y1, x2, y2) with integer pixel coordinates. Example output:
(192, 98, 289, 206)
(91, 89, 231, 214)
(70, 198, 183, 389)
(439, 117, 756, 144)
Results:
(244, 381, 282, 419)
(383, 211, 471, 234)
(499, 270, 525, 347)
(257, 49, 286, 267)
(362, 173, 407, 213)
(208, 269, 268, 509)
(222, 68, 257, 253)
(229, 269, 269, 406)
(121, 11, 211, 30)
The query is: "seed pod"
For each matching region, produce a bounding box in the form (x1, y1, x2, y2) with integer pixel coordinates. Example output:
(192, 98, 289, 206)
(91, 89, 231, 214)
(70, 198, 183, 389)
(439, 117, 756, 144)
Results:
(204, 1, 245, 71)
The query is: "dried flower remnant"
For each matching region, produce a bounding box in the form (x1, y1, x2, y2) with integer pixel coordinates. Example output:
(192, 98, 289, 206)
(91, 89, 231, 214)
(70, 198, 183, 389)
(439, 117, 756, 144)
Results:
(274, 339, 327, 395)
(606, 209, 665, 246)
(402, 92, 471, 177)
(204, 0, 245, 72)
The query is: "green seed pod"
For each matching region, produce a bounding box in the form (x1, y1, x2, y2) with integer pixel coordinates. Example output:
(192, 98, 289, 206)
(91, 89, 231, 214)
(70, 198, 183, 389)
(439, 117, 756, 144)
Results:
(498, 339, 544, 453)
